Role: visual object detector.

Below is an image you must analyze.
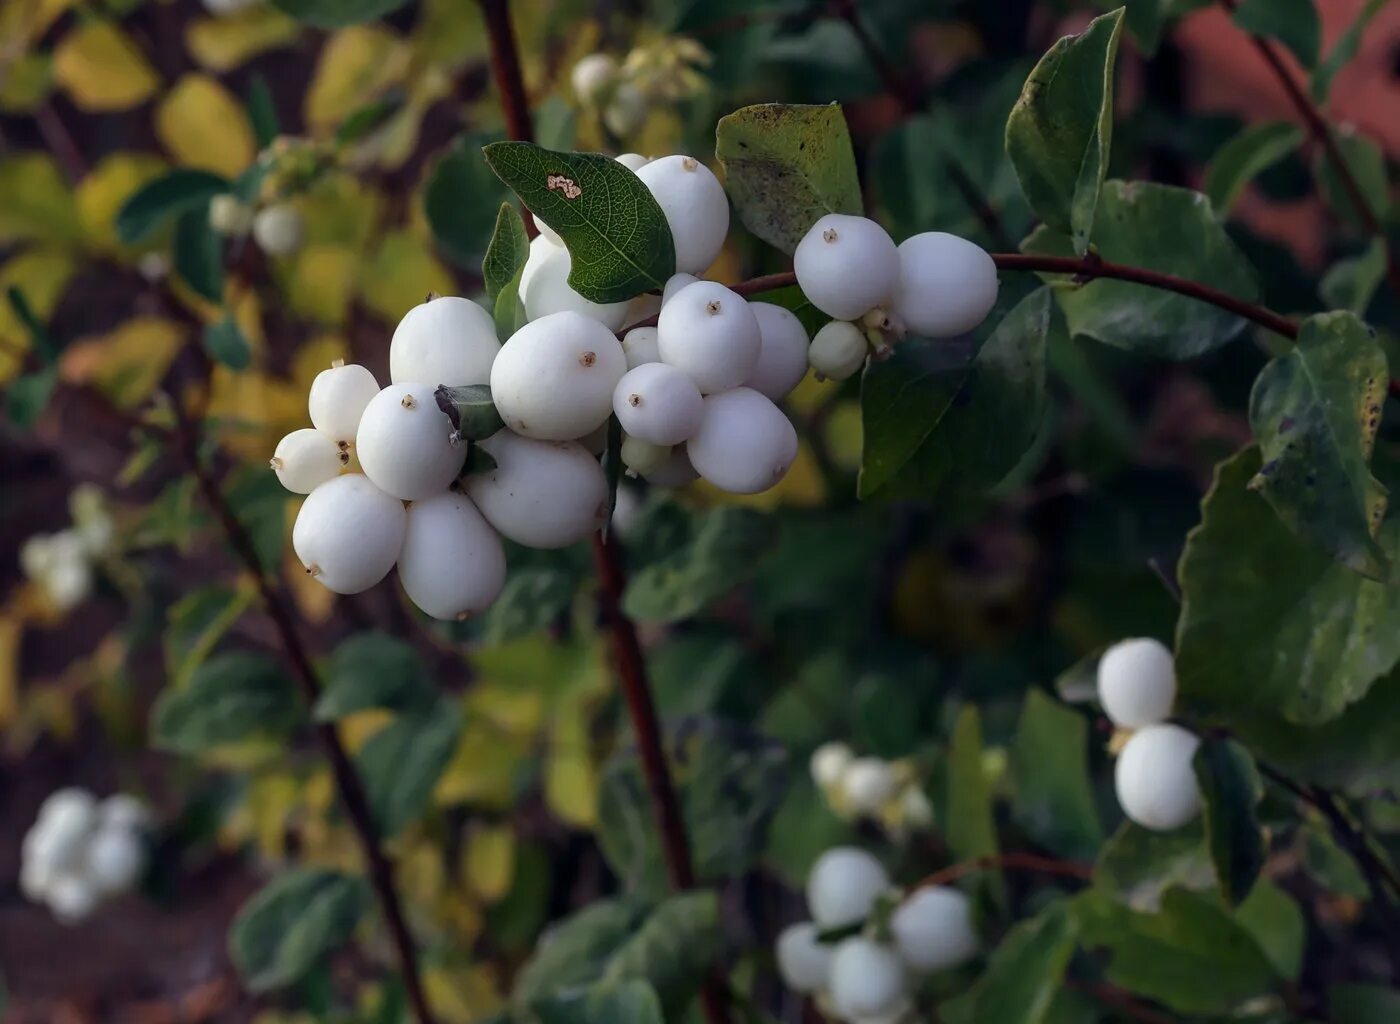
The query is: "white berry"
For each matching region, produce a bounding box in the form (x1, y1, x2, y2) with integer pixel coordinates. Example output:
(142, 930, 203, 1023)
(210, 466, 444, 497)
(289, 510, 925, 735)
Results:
(308, 362, 379, 442)
(806, 846, 890, 929)
(616, 153, 650, 172)
(662, 272, 699, 306)
(900, 786, 934, 831)
(809, 320, 869, 381)
(890, 886, 978, 973)
(794, 214, 899, 321)
(209, 193, 251, 235)
(31, 790, 97, 872)
(491, 311, 627, 441)
(810, 741, 854, 790)
(636, 156, 730, 274)
(745, 302, 809, 401)
(1097, 637, 1176, 729)
(622, 326, 661, 368)
(252, 202, 305, 256)
(613, 363, 703, 446)
(519, 234, 562, 297)
(522, 244, 631, 332)
(390, 296, 501, 387)
(657, 281, 761, 393)
(465, 431, 608, 548)
(842, 757, 899, 815)
(47, 873, 98, 924)
(776, 922, 833, 996)
(1115, 723, 1202, 831)
(621, 435, 671, 477)
(99, 794, 151, 832)
(572, 53, 619, 106)
(398, 492, 506, 620)
(687, 387, 798, 494)
(891, 232, 999, 338)
(271, 428, 343, 494)
(292, 474, 406, 594)
(85, 827, 145, 896)
(603, 82, 649, 137)
(828, 937, 909, 1022)
(355, 383, 464, 501)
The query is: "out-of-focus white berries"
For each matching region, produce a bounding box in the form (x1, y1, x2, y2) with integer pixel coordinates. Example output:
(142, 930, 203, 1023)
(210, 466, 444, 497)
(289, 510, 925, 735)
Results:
(465, 432, 608, 548)
(398, 492, 507, 620)
(776, 922, 832, 996)
(687, 387, 797, 494)
(603, 83, 649, 137)
(390, 296, 501, 387)
(616, 153, 650, 172)
(292, 474, 405, 594)
(636, 156, 730, 275)
(47, 874, 99, 924)
(899, 786, 934, 832)
(613, 363, 703, 446)
(657, 281, 761, 394)
(202, 0, 260, 12)
(22, 789, 151, 924)
(209, 193, 252, 235)
(744, 302, 809, 401)
(810, 741, 854, 790)
(622, 326, 661, 369)
(491, 311, 627, 441)
(890, 886, 978, 973)
(271, 428, 343, 494)
(828, 937, 909, 1022)
(85, 828, 145, 896)
(20, 530, 93, 613)
(308, 361, 379, 442)
(355, 384, 464, 501)
(1097, 637, 1176, 729)
(891, 232, 998, 338)
(841, 757, 900, 816)
(1114, 723, 1202, 831)
(572, 53, 620, 106)
(806, 847, 890, 929)
(809, 321, 869, 382)
(795, 214, 899, 321)
(252, 202, 305, 256)
(522, 244, 631, 331)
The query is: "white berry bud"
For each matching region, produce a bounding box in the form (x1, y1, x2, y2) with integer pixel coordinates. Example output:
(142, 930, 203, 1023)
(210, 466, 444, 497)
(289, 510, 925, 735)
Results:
(522, 244, 631, 331)
(828, 937, 909, 1022)
(635, 155, 730, 275)
(602, 82, 649, 137)
(1097, 637, 1176, 728)
(271, 428, 342, 494)
(465, 431, 608, 549)
(390, 296, 501, 388)
(209, 193, 252, 235)
(891, 232, 999, 338)
(398, 492, 506, 620)
(613, 363, 703, 446)
(687, 387, 797, 494)
(491, 311, 627, 441)
(308, 362, 379, 443)
(842, 757, 899, 815)
(354, 383, 465, 501)
(615, 153, 650, 172)
(744, 302, 809, 401)
(810, 741, 854, 790)
(621, 435, 672, 477)
(795, 214, 899, 321)
(252, 202, 305, 256)
(657, 281, 761, 394)
(806, 846, 890, 929)
(890, 886, 978, 973)
(292, 474, 405, 595)
(809, 320, 869, 381)
(1114, 723, 1202, 831)
(85, 827, 146, 896)
(622, 326, 661, 369)
(571, 52, 620, 106)
(776, 922, 833, 996)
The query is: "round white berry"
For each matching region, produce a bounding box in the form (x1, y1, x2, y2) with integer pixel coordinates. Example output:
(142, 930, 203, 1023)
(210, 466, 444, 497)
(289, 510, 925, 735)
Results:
(271, 428, 343, 494)
(520, 234, 562, 297)
(85, 827, 145, 896)
(1115, 723, 1202, 831)
(398, 492, 506, 620)
(252, 202, 305, 257)
(643, 446, 699, 487)
(616, 153, 650, 172)
(806, 846, 890, 929)
(571, 52, 619, 106)
(794, 214, 899, 321)
(47, 873, 99, 924)
(687, 388, 798, 494)
(522, 244, 631, 332)
(1097, 637, 1177, 729)
(603, 82, 649, 137)
(491, 311, 627, 441)
(613, 363, 703, 446)
(99, 794, 151, 833)
(657, 281, 761, 394)
(809, 320, 869, 381)
(810, 741, 854, 790)
(465, 431, 608, 548)
(308, 362, 379, 443)
(390, 296, 501, 388)
(635, 156, 730, 275)
(662, 272, 699, 306)
(745, 302, 809, 401)
(890, 886, 978, 973)
(355, 383, 464, 501)
(30, 790, 97, 872)
(891, 232, 999, 338)
(621, 435, 672, 477)
(776, 922, 833, 996)
(208, 193, 251, 235)
(842, 757, 899, 815)
(622, 326, 661, 369)
(292, 474, 406, 594)
(828, 937, 909, 1022)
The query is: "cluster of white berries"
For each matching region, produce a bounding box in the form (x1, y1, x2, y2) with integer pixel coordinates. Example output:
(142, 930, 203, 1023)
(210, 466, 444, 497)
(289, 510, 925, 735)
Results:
(778, 847, 978, 1022)
(210, 194, 305, 258)
(1098, 638, 1202, 832)
(795, 216, 999, 381)
(810, 742, 932, 835)
(201, 0, 261, 15)
(18, 485, 115, 613)
(21, 789, 152, 924)
(570, 38, 710, 138)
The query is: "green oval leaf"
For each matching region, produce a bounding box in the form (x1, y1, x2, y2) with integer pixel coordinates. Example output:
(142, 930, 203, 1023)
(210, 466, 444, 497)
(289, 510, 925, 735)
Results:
(229, 867, 370, 992)
(1193, 737, 1266, 907)
(116, 169, 231, 246)
(1202, 120, 1304, 215)
(356, 700, 462, 836)
(151, 651, 302, 754)
(313, 632, 435, 721)
(484, 201, 530, 302)
(173, 207, 224, 303)
(202, 315, 251, 370)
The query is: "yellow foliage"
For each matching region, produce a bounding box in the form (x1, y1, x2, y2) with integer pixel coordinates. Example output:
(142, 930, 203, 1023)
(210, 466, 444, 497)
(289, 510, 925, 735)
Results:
(424, 963, 503, 1024)
(281, 244, 359, 326)
(286, 548, 336, 624)
(409, 0, 489, 69)
(290, 333, 351, 387)
(466, 682, 543, 737)
(786, 370, 840, 416)
(0, 0, 72, 49)
(435, 719, 529, 809)
(75, 152, 168, 257)
(0, 249, 76, 381)
(545, 742, 598, 829)
(304, 25, 408, 131)
(0, 610, 19, 730)
(358, 228, 455, 323)
(185, 7, 300, 72)
(462, 824, 515, 903)
(0, 52, 53, 112)
(395, 838, 447, 907)
(59, 316, 184, 409)
(0, 152, 81, 246)
(203, 366, 304, 461)
(336, 708, 394, 754)
(823, 398, 865, 471)
(53, 21, 160, 112)
(156, 74, 256, 178)
(297, 172, 381, 249)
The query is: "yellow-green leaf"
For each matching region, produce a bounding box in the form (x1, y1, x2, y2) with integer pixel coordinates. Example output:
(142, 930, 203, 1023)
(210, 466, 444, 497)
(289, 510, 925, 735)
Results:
(0, 153, 82, 246)
(185, 7, 300, 72)
(76, 152, 169, 256)
(304, 25, 408, 131)
(53, 21, 160, 112)
(156, 74, 257, 178)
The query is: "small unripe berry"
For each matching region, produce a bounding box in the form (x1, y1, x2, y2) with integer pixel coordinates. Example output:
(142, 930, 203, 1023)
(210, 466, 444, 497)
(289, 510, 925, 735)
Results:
(810, 741, 854, 790)
(355, 384, 465, 501)
(252, 202, 305, 256)
(891, 232, 998, 338)
(890, 886, 978, 973)
(398, 492, 507, 620)
(271, 428, 342, 494)
(806, 846, 890, 929)
(621, 435, 672, 477)
(687, 388, 798, 494)
(571, 52, 620, 106)
(1097, 637, 1176, 729)
(776, 922, 832, 996)
(613, 363, 703, 446)
(292, 474, 405, 595)
(657, 281, 761, 394)
(616, 153, 650, 172)
(828, 937, 909, 1022)
(1115, 723, 1202, 831)
(491, 311, 627, 441)
(795, 214, 899, 321)
(522, 245, 631, 331)
(622, 326, 661, 369)
(842, 757, 899, 815)
(635, 155, 730, 274)
(308, 361, 379, 442)
(745, 302, 809, 401)
(85, 827, 145, 896)
(208, 193, 252, 235)
(465, 432, 608, 548)
(390, 296, 501, 387)
(603, 82, 649, 137)
(809, 321, 868, 381)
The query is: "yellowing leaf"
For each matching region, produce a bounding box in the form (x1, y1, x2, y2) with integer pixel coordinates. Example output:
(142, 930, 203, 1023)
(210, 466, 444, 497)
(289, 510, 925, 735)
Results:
(203, 367, 304, 459)
(396, 839, 448, 907)
(424, 964, 503, 1024)
(358, 229, 454, 323)
(53, 22, 160, 112)
(0, 52, 54, 112)
(0, 612, 20, 729)
(461, 824, 515, 903)
(305, 25, 408, 131)
(0, 153, 81, 246)
(290, 334, 350, 391)
(435, 720, 527, 809)
(545, 710, 597, 828)
(156, 74, 256, 177)
(0, 0, 72, 49)
(280, 244, 358, 326)
(60, 316, 185, 409)
(298, 173, 381, 249)
(0, 249, 76, 380)
(337, 708, 393, 753)
(409, 0, 488, 70)
(286, 549, 336, 624)
(465, 682, 543, 736)
(76, 152, 169, 256)
(185, 7, 299, 72)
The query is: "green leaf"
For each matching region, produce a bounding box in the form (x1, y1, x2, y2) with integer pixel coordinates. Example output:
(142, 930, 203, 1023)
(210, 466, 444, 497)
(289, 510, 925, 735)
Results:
(1321, 239, 1387, 315)
(1193, 737, 1266, 907)
(1233, 0, 1321, 68)
(603, 892, 722, 1014)
(164, 584, 253, 688)
(435, 384, 506, 442)
(356, 701, 462, 836)
(202, 315, 251, 370)
(714, 102, 862, 254)
(116, 169, 230, 246)
(483, 142, 675, 302)
(1022, 180, 1259, 359)
(1011, 690, 1102, 860)
(483, 202, 530, 302)
(314, 632, 435, 721)
(151, 652, 302, 754)
(229, 867, 370, 992)
(493, 268, 526, 341)
(965, 902, 1079, 1024)
(515, 900, 646, 1004)
(1316, 129, 1391, 229)
(623, 508, 776, 623)
(224, 467, 288, 573)
(1235, 880, 1305, 980)
(1177, 447, 1400, 728)
(946, 705, 1002, 904)
(1312, 0, 1386, 102)
(425, 134, 512, 270)
(5, 368, 57, 428)
(1202, 121, 1304, 215)
(246, 74, 279, 150)
(1094, 821, 1216, 912)
(1248, 310, 1390, 580)
(173, 207, 224, 303)
(1005, 8, 1124, 254)
(270, 0, 410, 28)
(480, 568, 577, 645)
(533, 980, 664, 1024)
(335, 94, 403, 147)
(7, 284, 60, 363)
(1331, 983, 1400, 1023)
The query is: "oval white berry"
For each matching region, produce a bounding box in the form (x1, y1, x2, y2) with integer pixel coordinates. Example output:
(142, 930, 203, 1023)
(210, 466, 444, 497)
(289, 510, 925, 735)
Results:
(390, 296, 501, 387)
(355, 383, 464, 501)
(491, 311, 627, 441)
(687, 388, 798, 494)
(635, 156, 730, 274)
(745, 302, 809, 401)
(1115, 723, 1202, 831)
(828, 937, 909, 1022)
(465, 432, 608, 548)
(613, 363, 703, 446)
(776, 922, 833, 996)
(292, 474, 406, 594)
(657, 281, 761, 393)
(85, 827, 145, 896)
(891, 232, 999, 338)
(252, 203, 305, 257)
(806, 846, 890, 929)
(571, 52, 619, 106)
(794, 214, 899, 321)
(810, 741, 854, 790)
(271, 428, 343, 494)
(1097, 637, 1176, 729)
(533, 214, 562, 246)
(522, 244, 631, 331)
(616, 153, 650, 172)
(622, 326, 661, 369)
(308, 362, 379, 442)
(890, 886, 978, 973)
(842, 757, 899, 815)
(398, 492, 507, 620)
(809, 321, 869, 381)
(643, 446, 700, 487)
(621, 435, 672, 477)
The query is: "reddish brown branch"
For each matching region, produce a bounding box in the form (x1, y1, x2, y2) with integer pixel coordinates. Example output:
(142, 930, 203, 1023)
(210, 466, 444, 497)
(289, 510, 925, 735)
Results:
(912, 851, 1094, 890)
(33, 102, 87, 184)
(476, 0, 538, 240)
